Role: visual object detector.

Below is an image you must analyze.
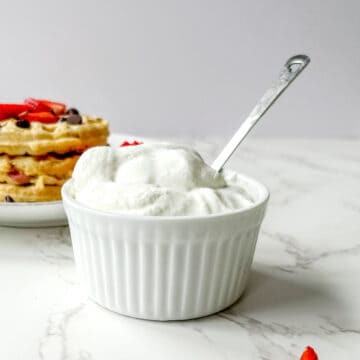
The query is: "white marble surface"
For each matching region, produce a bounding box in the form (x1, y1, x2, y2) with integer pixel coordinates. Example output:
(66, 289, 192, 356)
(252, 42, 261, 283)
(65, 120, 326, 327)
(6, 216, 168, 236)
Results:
(1, 138, 360, 360)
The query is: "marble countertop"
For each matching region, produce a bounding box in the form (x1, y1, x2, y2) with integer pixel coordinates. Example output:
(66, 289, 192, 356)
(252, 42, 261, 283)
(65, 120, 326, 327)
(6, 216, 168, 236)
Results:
(1, 138, 360, 360)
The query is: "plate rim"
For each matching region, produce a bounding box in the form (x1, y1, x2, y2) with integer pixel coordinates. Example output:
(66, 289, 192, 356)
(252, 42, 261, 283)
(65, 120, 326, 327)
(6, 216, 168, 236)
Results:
(0, 200, 63, 207)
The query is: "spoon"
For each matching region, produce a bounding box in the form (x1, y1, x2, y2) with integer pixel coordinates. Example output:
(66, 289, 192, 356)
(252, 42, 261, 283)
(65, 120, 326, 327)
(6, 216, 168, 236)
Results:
(211, 54, 311, 172)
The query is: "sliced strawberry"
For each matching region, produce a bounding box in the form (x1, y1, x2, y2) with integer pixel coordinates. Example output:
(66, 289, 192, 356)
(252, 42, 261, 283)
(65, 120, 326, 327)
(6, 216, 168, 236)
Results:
(0, 112, 9, 121)
(39, 100, 66, 115)
(25, 98, 66, 115)
(120, 140, 143, 147)
(25, 112, 58, 123)
(24, 98, 41, 111)
(17, 111, 28, 120)
(300, 346, 318, 360)
(0, 104, 32, 120)
(0, 104, 31, 113)
(9, 170, 31, 185)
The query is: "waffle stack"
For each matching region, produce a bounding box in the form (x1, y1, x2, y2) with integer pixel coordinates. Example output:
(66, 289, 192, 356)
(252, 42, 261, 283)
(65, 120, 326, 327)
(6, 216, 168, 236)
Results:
(0, 99, 108, 202)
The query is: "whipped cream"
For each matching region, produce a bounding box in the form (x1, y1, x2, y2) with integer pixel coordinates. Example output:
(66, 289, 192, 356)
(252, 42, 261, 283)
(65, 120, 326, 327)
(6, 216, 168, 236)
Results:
(71, 144, 255, 216)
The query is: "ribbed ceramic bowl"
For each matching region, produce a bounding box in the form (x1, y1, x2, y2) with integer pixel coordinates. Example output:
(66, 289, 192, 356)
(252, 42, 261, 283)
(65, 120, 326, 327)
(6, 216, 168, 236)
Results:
(62, 174, 269, 321)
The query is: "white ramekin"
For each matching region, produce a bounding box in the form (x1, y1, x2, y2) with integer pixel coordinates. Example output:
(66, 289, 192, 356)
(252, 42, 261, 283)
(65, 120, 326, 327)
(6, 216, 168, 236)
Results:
(62, 174, 269, 321)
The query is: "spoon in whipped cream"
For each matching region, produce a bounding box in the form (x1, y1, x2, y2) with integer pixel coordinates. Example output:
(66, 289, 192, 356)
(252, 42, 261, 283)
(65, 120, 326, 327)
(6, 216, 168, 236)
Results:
(211, 54, 310, 172)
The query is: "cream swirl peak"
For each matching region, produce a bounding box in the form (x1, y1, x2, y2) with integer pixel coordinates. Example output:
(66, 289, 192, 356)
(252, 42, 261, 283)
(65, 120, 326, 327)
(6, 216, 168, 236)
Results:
(71, 143, 255, 216)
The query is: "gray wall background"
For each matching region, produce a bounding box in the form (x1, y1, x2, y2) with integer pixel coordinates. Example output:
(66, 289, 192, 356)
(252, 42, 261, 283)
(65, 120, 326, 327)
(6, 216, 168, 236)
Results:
(1, 0, 359, 138)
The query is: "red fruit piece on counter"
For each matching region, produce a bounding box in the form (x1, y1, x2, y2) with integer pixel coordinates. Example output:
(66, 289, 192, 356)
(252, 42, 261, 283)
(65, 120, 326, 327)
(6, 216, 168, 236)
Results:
(300, 346, 318, 360)
(120, 140, 143, 147)
(24, 98, 66, 115)
(24, 112, 58, 123)
(9, 170, 31, 185)
(0, 104, 32, 120)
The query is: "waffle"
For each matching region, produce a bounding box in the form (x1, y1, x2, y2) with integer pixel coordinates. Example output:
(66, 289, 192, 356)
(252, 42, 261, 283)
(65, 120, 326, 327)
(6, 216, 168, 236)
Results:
(0, 183, 62, 202)
(0, 115, 108, 156)
(0, 153, 80, 178)
(0, 153, 80, 186)
(0, 111, 109, 202)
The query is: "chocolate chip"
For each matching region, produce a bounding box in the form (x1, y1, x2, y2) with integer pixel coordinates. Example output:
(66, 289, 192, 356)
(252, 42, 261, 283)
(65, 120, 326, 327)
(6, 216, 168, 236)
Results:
(5, 195, 15, 202)
(16, 119, 30, 128)
(66, 114, 82, 125)
(66, 108, 80, 115)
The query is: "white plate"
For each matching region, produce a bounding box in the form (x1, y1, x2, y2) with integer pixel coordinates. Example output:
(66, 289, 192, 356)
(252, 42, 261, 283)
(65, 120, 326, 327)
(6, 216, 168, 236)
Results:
(0, 201, 67, 227)
(0, 134, 149, 228)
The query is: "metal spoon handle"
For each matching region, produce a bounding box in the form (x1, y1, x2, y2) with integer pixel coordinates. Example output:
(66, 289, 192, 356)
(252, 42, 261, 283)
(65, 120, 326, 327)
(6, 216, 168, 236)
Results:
(211, 54, 311, 172)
